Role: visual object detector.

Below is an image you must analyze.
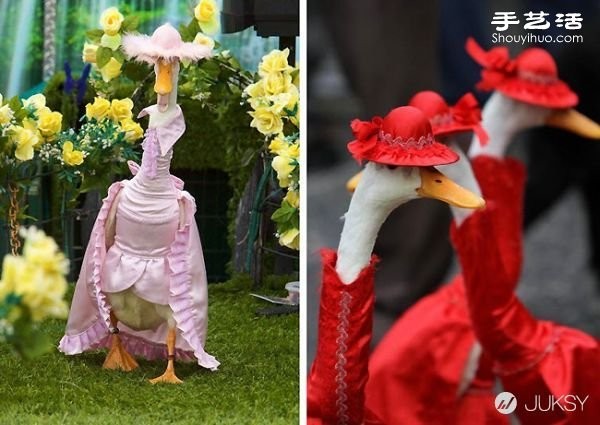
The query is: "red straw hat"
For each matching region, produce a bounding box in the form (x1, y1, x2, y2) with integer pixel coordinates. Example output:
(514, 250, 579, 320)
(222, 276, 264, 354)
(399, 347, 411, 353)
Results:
(347, 106, 459, 167)
(465, 37, 578, 109)
(408, 90, 489, 145)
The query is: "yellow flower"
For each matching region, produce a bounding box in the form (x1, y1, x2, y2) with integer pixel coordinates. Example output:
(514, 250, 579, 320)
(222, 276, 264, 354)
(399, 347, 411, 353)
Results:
(259, 49, 293, 77)
(22, 93, 46, 110)
(268, 133, 287, 155)
(82, 42, 98, 63)
(11, 125, 39, 161)
(120, 118, 144, 142)
(37, 110, 62, 139)
(284, 190, 299, 209)
(245, 81, 265, 99)
(263, 72, 292, 96)
(272, 155, 296, 187)
(109, 98, 133, 122)
(193, 32, 215, 51)
(62, 141, 84, 166)
(194, 0, 220, 35)
(282, 142, 299, 160)
(250, 107, 283, 136)
(20, 227, 69, 276)
(0, 255, 23, 300)
(85, 97, 111, 121)
(100, 33, 122, 51)
(99, 57, 122, 82)
(0, 103, 13, 125)
(279, 228, 299, 250)
(100, 7, 124, 36)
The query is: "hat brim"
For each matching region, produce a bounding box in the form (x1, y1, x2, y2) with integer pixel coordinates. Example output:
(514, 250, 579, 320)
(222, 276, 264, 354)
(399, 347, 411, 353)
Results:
(122, 34, 212, 64)
(432, 123, 476, 138)
(497, 78, 578, 109)
(348, 136, 459, 167)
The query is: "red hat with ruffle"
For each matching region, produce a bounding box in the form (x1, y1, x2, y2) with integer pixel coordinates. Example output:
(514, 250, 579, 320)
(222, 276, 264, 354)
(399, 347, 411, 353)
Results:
(408, 90, 489, 145)
(347, 106, 459, 166)
(465, 37, 578, 108)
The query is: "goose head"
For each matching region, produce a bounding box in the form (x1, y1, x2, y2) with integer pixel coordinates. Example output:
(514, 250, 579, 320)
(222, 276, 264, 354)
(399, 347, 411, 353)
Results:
(154, 59, 180, 112)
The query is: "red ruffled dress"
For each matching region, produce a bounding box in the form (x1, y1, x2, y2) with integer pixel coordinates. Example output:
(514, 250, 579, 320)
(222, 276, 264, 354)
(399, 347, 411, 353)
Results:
(365, 156, 523, 424)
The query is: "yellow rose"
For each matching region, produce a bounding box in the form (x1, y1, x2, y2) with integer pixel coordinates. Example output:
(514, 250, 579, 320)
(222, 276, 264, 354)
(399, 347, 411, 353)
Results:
(14, 267, 68, 321)
(194, 0, 220, 35)
(279, 228, 299, 250)
(193, 32, 215, 51)
(100, 33, 122, 51)
(272, 155, 296, 187)
(100, 7, 124, 36)
(245, 81, 265, 99)
(284, 190, 299, 209)
(250, 107, 283, 136)
(268, 133, 287, 155)
(259, 49, 293, 77)
(37, 110, 62, 139)
(263, 72, 292, 96)
(0, 255, 24, 299)
(109, 98, 133, 122)
(85, 97, 111, 121)
(62, 141, 84, 166)
(120, 118, 144, 142)
(11, 125, 39, 161)
(22, 93, 46, 110)
(21, 227, 69, 275)
(282, 142, 299, 160)
(0, 103, 13, 125)
(82, 43, 98, 63)
(100, 57, 122, 82)
(285, 83, 299, 109)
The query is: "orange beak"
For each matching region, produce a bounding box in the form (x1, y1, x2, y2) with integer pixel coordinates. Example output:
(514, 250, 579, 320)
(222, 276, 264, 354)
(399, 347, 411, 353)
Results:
(417, 167, 485, 209)
(154, 59, 173, 95)
(545, 109, 600, 139)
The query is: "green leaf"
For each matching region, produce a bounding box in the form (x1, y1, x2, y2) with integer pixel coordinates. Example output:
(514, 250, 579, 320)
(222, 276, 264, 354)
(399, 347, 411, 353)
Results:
(8, 96, 22, 112)
(123, 62, 150, 81)
(86, 29, 104, 43)
(112, 50, 126, 64)
(96, 46, 113, 68)
(121, 15, 140, 32)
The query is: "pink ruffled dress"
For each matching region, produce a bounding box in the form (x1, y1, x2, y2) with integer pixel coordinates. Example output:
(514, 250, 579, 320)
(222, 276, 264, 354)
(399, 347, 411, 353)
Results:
(59, 105, 219, 370)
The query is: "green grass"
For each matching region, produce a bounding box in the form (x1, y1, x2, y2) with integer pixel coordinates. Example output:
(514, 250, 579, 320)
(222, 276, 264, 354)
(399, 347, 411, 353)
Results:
(0, 277, 299, 424)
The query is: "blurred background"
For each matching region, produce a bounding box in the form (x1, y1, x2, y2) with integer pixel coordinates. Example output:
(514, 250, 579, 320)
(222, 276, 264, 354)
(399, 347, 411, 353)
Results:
(0, 0, 279, 97)
(308, 0, 600, 362)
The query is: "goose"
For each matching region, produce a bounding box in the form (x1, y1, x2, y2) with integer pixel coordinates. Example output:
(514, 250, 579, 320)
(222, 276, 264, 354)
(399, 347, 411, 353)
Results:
(308, 106, 484, 424)
(59, 24, 218, 384)
(364, 39, 600, 424)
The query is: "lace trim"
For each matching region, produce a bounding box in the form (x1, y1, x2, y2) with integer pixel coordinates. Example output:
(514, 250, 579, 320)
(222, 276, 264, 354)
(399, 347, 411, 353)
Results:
(492, 327, 562, 376)
(335, 291, 352, 425)
(518, 70, 558, 84)
(141, 129, 159, 178)
(378, 130, 434, 150)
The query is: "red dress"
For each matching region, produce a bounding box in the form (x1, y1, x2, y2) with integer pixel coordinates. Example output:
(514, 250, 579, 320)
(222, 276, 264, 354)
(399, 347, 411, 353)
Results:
(365, 156, 523, 424)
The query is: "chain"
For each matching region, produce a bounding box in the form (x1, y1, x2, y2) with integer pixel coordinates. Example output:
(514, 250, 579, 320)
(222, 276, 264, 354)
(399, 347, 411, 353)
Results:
(8, 183, 21, 255)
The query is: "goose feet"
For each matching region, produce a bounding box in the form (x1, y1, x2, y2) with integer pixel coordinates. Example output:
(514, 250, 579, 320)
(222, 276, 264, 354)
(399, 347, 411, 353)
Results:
(149, 328, 183, 384)
(103, 332, 139, 371)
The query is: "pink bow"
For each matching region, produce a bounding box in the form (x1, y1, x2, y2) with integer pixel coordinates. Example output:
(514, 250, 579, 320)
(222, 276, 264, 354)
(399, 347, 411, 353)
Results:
(465, 37, 516, 92)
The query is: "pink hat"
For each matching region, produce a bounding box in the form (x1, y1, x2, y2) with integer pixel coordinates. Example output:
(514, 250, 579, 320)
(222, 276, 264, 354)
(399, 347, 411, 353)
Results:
(122, 23, 212, 64)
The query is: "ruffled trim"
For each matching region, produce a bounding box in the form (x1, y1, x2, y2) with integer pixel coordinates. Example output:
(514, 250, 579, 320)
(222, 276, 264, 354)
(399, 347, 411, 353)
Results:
(498, 78, 578, 108)
(167, 192, 220, 370)
(59, 182, 124, 354)
(350, 138, 459, 166)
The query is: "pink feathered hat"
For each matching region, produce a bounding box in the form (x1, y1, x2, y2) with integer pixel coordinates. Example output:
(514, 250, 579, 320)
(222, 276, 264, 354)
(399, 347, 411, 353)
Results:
(122, 23, 212, 64)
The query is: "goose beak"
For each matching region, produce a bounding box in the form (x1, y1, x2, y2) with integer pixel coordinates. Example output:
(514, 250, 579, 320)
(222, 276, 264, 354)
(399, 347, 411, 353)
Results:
(154, 59, 173, 112)
(346, 171, 362, 193)
(417, 167, 485, 209)
(545, 109, 600, 139)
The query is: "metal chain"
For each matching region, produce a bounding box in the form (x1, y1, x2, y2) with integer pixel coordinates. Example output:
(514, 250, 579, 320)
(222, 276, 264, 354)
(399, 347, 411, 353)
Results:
(8, 183, 21, 255)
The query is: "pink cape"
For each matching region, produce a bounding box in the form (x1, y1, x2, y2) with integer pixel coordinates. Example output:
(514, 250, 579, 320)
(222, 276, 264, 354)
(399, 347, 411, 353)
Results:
(58, 106, 219, 370)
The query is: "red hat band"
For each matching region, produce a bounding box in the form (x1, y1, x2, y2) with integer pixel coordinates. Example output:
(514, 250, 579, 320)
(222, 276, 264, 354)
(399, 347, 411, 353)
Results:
(377, 129, 435, 150)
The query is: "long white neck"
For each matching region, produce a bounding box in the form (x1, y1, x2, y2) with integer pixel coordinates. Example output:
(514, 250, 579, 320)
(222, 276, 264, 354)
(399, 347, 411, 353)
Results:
(468, 91, 548, 159)
(336, 165, 419, 284)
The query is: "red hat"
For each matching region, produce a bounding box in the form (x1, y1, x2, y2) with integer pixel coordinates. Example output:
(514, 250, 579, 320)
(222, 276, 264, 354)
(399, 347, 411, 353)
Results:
(408, 90, 489, 145)
(465, 37, 578, 108)
(347, 106, 459, 167)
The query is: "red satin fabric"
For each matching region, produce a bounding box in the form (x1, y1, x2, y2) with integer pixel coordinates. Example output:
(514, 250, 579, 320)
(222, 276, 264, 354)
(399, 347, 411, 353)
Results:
(452, 191, 600, 424)
(365, 156, 524, 424)
(308, 250, 384, 425)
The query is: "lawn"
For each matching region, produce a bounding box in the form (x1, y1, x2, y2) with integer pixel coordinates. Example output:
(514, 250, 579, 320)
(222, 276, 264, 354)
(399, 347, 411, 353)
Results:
(0, 277, 299, 425)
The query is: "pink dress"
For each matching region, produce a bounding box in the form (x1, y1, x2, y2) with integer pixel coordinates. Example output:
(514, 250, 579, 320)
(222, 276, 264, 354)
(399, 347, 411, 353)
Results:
(59, 105, 219, 370)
